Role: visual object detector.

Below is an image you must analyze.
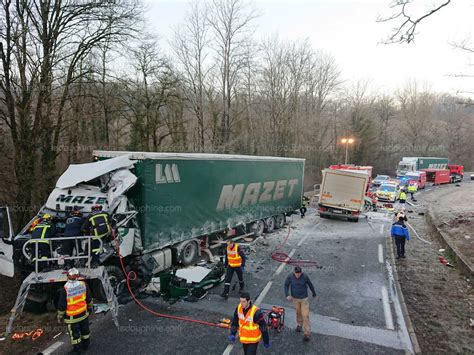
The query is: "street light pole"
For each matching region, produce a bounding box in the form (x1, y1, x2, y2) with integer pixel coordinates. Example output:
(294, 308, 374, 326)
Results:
(341, 138, 354, 164)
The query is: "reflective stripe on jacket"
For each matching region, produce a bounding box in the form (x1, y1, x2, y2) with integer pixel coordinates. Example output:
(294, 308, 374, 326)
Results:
(227, 244, 242, 268)
(237, 304, 262, 344)
(31, 223, 52, 244)
(65, 281, 87, 317)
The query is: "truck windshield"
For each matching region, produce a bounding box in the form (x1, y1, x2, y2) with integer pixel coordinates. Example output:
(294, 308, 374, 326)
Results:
(398, 163, 411, 173)
(380, 185, 396, 192)
(405, 175, 418, 180)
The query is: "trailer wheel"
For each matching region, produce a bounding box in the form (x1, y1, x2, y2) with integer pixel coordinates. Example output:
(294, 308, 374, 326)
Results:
(275, 214, 285, 229)
(264, 217, 275, 233)
(180, 240, 199, 266)
(251, 220, 265, 237)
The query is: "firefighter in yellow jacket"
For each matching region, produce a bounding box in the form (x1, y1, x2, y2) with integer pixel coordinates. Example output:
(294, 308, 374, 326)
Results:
(57, 268, 93, 354)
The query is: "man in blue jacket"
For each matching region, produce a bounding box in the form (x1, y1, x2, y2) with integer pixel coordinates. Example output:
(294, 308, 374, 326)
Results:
(391, 217, 410, 259)
(284, 266, 316, 341)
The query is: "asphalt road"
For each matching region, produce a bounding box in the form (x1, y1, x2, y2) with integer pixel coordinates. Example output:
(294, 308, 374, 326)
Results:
(45, 210, 413, 355)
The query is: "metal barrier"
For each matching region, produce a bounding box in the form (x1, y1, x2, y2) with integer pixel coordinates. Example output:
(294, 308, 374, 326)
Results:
(22, 235, 103, 273)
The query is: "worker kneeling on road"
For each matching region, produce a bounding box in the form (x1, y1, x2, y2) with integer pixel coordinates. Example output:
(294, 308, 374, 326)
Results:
(81, 205, 112, 267)
(284, 266, 316, 341)
(221, 239, 246, 299)
(57, 268, 93, 355)
(228, 292, 270, 355)
(391, 217, 410, 259)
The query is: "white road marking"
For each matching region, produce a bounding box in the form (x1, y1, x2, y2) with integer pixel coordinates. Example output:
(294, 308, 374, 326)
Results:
(379, 224, 384, 235)
(41, 341, 64, 355)
(275, 249, 296, 275)
(255, 281, 273, 305)
(381, 286, 394, 330)
(223, 221, 319, 354)
(378, 244, 384, 264)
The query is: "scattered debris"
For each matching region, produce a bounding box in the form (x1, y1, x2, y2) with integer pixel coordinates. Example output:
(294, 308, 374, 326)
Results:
(464, 235, 471, 240)
(94, 303, 111, 314)
(438, 256, 454, 268)
(439, 249, 446, 253)
(53, 332, 62, 339)
(418, 212, 425, 216)
(11, 328, 43, 341)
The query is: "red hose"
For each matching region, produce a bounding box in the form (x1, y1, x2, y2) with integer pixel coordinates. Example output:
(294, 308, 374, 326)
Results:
(112, 233, 229, 330)
(270, 220, 319, 267)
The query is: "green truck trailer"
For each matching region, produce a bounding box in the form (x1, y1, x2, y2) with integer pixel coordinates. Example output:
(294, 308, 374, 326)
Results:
(396, 157, 449, 176)
(0, 151, 304, 283)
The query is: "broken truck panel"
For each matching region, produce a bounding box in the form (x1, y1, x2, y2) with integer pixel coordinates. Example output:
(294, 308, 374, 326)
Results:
(55, 154, 135, 189)
(93, 151, 305, 252)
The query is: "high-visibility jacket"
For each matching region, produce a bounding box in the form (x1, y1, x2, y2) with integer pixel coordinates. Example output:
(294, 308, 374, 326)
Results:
(31, 222, 54, 244)
(227, 244, 242, 268)
(407, 184, 417, 193)
(301, 197, 308, 207)
(238, 304, 262, 344)
(399, 192, 407, 201)
(65, 281, 88, 318)
(84, 212, 111, 239)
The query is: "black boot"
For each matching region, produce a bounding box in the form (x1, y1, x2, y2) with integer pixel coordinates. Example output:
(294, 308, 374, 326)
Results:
(220, 284, 230, 299)
(239, 282, 245, 292)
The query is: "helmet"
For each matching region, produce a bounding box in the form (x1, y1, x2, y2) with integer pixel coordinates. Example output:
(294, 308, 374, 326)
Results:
(91, 205, 102, 211)
(42, 213, 52, 221)
(72, 209, 82, 217)
(67, 268, 80, 280)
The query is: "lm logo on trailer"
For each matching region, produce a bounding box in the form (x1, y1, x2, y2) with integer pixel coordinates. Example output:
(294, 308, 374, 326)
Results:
(156, 164, 181, 184)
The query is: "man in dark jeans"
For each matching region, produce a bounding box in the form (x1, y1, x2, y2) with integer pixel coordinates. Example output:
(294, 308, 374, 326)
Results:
(391, 216, 410, 259)
(284, 266, 317, 341)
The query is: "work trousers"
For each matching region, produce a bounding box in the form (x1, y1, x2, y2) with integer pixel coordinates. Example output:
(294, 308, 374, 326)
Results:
(394, 236, 406, 257)
(67, 317, 90, 352)
(293, 297, 311, 335)
(33, 242, 50, 271)
(242, 342, 258, 355)
(62, 239, 83, 268)
(300, 207, 307, 217)
(223, 266, 244, 295)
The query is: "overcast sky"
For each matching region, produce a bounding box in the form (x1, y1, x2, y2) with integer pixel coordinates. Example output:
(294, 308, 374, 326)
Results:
(144, 0, 473, 97)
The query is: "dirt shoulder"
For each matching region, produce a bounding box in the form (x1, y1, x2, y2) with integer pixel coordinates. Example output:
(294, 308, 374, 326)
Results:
(427, 182, 474, 273)
(395, 183, 474, 354)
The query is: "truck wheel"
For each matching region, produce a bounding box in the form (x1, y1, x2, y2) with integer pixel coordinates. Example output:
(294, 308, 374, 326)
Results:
(275, 214, 285, 229)
(252, 220, 265, 237)
(180, 241, 199, 266)
(264, 217, 275, 233)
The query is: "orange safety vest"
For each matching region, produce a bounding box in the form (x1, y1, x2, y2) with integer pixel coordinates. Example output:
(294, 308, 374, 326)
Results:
(65, 281, 87, 317)
(227, 244, 242, 268)
(237, 304, 262, 344)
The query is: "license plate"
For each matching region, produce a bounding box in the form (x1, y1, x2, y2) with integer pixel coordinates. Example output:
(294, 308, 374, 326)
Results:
(333, 210, 342, 214)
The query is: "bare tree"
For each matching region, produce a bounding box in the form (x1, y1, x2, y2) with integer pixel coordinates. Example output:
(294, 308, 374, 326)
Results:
(0, 0, 141, 224)
(207, 0, 259, 150)
(378, 0, 451, 43)
(171, 1, 210, 152)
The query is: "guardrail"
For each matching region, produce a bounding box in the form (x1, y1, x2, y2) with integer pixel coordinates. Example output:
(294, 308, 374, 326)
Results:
(22, 235, 103, 273)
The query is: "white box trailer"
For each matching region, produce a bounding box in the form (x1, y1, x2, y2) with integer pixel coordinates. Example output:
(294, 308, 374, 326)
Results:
(318, 169, 369, 222)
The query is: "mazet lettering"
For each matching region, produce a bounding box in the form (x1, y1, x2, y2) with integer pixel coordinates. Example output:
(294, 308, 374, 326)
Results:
(216, 179, 299, 211)
(56, 195, 106, 206)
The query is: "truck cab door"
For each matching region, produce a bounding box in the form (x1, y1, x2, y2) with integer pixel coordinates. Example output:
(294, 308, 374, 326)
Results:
(0, 207, 15, 277)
